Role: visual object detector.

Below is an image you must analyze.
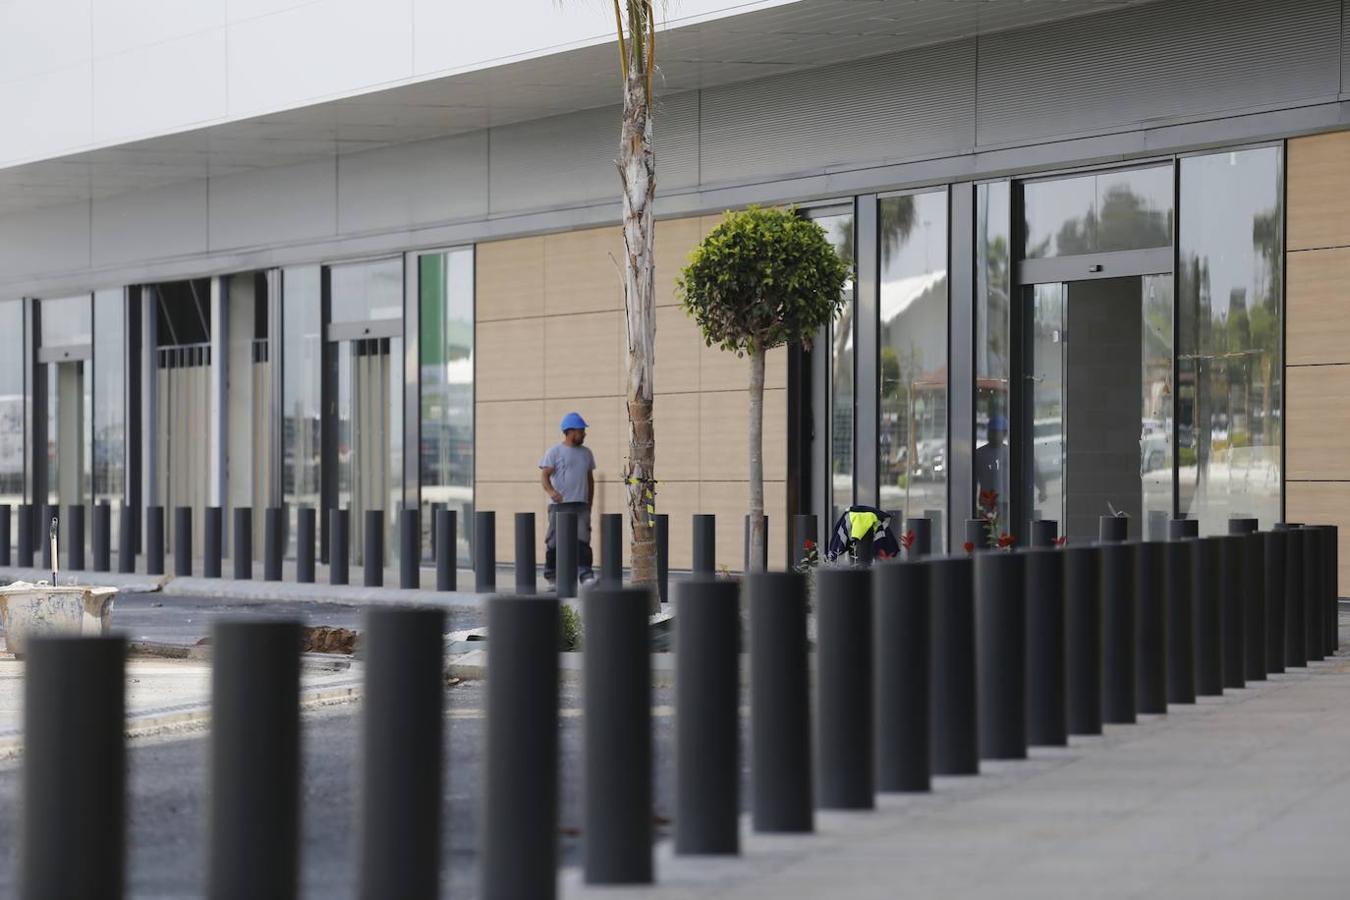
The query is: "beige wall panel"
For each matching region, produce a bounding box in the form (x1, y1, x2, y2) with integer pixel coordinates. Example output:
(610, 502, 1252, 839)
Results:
(1287, 363, 1350, 479)
(699, 388, 788, 482)
(476, 317, 544, 401)
(543, 396, 623, 482)
(700, 339, 787, 392)
(698, 480, 787, 572)
(544, 311, 621, 399)
(658, 480, 700, 570)
(1285, 480, 1350, 596)
(476, 236, 545, 321)
(654, 304, 703, 394)
(543, 226, 624, 317)
(1288, 131, 1350, 252)
(474, 400, 545, 482)
(473, 481, 549, 565)
(654, 391, 700, 482)
(1287, 247, 1350, 365)
(655, 215, 705, 308)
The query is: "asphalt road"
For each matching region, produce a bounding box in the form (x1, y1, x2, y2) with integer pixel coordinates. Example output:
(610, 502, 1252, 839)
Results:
(0, 680, 707, 899)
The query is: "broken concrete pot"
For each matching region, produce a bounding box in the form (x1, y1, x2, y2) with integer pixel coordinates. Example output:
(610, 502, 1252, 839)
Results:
(0, 581, 118, 657)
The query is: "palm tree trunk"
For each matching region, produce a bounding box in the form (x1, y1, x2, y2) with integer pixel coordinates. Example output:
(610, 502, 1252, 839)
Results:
(618, 55, 657, 603)
(748, 347, 766, 571)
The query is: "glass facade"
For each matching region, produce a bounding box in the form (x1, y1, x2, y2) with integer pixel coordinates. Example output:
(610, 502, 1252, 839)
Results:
(0, 301, 23, 506)
(93, 289, 125, 547)
(878, 190, 948, 549)
(419, 249, 474, 564)
(814, 212, 855, 529)
(975, 181, 1012, 526)
(1178, 146, 1283, 531)
(1023, 165, 1173, 257)
(282, 267, 322, 558)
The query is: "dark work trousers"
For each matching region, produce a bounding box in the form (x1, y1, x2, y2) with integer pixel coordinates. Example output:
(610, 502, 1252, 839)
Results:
(544, 501, 594, 580)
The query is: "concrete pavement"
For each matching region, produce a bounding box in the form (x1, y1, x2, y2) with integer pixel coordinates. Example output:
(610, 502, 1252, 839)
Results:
(564, 648, 1350, 900)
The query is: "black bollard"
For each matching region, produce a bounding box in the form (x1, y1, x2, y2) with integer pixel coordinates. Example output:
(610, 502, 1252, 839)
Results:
(930, 556, 978, 774)
(1194, 536, 1224, 694)
(1169, 518, 1198, 540)
(296, 507, 315, 584)
(1135, 541, 1166, 715)
(978, 551, 1027, 759)
(1283, 527, 1306, 668)
(748, 571, 813, 831)
(359, 607, 445, 900)
(601, 513, 623, 585)
(1026, 547, 1067, 746)
(16, 503, 33, 568)
(435, 508, 456, 592)
(923, 508, 945, 552)
(656, 513, 669, 603)
(65, 503, 85, 572)
(208, 621, 301, 899)
(474, 511, 496, 593)
(874, 559, 929, 791)
(674, 579, 740, 854)
(265, 507, 284, 582)
(556, 510, 578, 600)
(1264, 530, 1286, 674)
(116, 504, 133, 573)
(481, 596, 559, 899)
(1029, 520, 1059, 548)
(0, 502, 9, 567)
(1100, 515, 1129, 542)
(1302, 526, 1324, 662)
(173, 506, 191, 576)
(1219, 534, 1246, 687)
(399, 508, 420, 590)
(815, 568, 873, 808)
(964, 518, 987, 553)
(583, 587, 652, 883)
(515, 512, 536, 594)
(204, 507, 223, 579)
(1101, 542, 1136, 724)
(365, 509, 385, 588)
(92, 502, 110, 572)
(1064, 545, 1103, 735)
(790, 513, 818, 568)
(330, 508, 350, 586)
(1323, 525, 1339, 656)
(1229, 519, 1265, 680)
(856, 530, 875, 566)
(905, 517, 933, 559)
(145, 505, 165, 576)
(1165, 539, 1196, 704)
(233, 507, 252, 580)
(692, 514, 716, 575)
(41, 504, 55, 571)
(22, 636, 126, 899)
(1147, 509, 1168, 541)
(743, 514, 769, 572)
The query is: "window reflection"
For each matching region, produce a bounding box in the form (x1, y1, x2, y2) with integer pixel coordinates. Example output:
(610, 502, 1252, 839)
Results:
(1024, 165, 1173, 258)
(879, 190, 948, 550)
(1178, 147, 1282, 532)
(976, 181, 1012, 526)
(282, 267, 322, 558)
(93, 289, 125, 548)
(813, 213, 855, 529)
(0, 301, 22, 505)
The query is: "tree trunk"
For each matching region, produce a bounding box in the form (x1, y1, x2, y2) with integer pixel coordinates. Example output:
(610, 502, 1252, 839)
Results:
(748, 347, 766, 572)
(618, 54, 657, 606)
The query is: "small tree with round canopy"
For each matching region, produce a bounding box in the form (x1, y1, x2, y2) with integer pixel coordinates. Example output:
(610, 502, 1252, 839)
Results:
(678, 206, 851, 570)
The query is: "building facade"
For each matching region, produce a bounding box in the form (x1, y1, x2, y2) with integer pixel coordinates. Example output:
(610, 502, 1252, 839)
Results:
(1, 0, 1348, 585)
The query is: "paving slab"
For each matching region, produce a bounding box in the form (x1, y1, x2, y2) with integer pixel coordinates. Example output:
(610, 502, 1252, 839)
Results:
(563, 650, 1350, 900)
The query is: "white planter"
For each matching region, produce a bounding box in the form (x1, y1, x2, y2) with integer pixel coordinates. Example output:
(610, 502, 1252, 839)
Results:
(0, 582, 117, 657)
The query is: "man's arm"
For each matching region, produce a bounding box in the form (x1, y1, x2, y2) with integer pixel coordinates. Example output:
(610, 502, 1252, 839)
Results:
(540, 467, 562, 503)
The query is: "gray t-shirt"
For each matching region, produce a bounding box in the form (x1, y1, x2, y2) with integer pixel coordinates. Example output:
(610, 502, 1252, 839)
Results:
(540, 442, 596, 504)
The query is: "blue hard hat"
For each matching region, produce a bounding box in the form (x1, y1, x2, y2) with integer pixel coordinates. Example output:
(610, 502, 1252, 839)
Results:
(560, 411, 588, 432)
(988, 414, 1009, 432)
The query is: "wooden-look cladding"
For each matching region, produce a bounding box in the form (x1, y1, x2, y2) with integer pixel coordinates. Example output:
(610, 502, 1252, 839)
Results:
(1285, 130, 1350, 593)
(475, 216, 788, 570)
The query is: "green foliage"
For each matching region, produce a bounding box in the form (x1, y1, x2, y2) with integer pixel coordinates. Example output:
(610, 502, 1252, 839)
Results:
(559, 603, 582, 651)
(678, 206, 852, 356)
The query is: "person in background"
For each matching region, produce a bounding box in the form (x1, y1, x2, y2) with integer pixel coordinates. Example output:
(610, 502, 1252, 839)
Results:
(541, 411, 596, 584)
(975, 413, 1047, 506)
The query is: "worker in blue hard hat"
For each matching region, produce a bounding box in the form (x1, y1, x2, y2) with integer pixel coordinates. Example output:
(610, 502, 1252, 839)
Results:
(541, 411, 596, 583)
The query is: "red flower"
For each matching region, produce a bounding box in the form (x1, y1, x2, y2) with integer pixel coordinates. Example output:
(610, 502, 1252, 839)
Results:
(803, 538, 816, 551)
(997, 533, 1016, 549)
(877, 549, 892, 560)
(978, 489, 1000, 512)
(963, 541, 975, 554)
(1053, 535, 1068, 547)
(900, 529, 916, 550)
